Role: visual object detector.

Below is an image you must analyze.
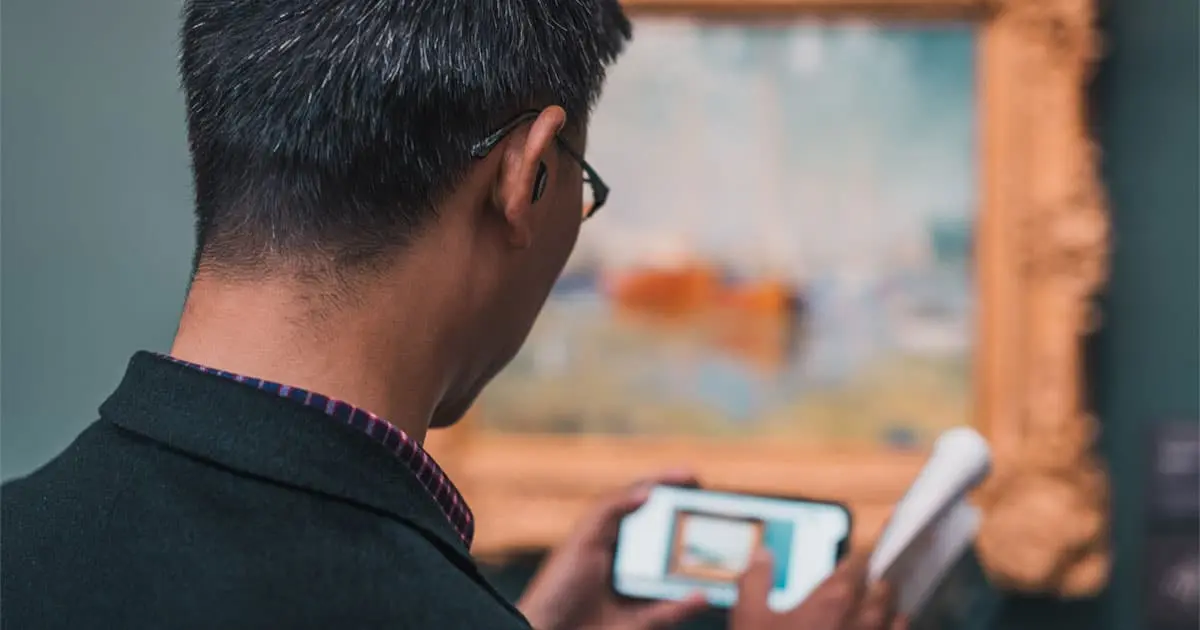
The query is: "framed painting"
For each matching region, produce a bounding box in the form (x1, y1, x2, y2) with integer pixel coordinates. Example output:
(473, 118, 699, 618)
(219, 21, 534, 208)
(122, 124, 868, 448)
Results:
(425, 0, 1110, 596)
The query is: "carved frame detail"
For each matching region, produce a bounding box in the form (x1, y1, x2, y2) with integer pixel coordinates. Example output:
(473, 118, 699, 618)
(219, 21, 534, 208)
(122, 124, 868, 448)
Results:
(425, 0, 1110, 596)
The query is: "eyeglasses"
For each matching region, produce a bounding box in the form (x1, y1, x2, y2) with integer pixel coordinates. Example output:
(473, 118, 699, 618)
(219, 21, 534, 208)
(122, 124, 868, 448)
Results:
(469, 110, 609, 220)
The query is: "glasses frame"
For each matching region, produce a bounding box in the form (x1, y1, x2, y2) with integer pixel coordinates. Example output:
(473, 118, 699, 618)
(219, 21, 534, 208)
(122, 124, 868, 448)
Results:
(469, 110, 609, 219)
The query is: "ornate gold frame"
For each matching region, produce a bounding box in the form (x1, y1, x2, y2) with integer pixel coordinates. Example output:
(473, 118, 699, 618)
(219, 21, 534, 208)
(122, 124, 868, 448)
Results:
(427, 0, 1110, 596)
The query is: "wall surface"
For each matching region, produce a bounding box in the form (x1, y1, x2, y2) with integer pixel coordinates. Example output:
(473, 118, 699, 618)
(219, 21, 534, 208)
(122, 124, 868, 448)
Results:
(1090, 0, 1199, 629)
(1, 0, 193, 479)
(1, 0, 1196, 629)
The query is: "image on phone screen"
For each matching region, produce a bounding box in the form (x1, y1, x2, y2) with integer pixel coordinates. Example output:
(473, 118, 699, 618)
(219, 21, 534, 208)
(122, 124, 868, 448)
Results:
(613, 486, 850, 612)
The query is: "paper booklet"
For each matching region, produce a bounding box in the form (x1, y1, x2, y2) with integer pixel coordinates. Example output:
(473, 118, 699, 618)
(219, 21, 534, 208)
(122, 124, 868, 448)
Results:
(867, 427, 992, 617)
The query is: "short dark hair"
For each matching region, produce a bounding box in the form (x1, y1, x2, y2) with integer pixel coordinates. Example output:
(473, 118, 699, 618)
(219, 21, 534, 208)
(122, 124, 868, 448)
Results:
(180, 0, 631, 274)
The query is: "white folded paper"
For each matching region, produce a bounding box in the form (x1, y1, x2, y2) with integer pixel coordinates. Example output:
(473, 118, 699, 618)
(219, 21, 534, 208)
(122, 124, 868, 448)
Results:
(867, 427, 992, 616)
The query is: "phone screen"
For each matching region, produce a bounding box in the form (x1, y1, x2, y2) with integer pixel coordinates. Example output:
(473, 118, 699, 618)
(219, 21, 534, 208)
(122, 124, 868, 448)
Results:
(612, 486, 851, 612)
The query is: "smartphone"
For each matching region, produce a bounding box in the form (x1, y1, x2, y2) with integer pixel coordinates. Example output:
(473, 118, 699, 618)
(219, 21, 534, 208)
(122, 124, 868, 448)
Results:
(612, 485, 851, 612)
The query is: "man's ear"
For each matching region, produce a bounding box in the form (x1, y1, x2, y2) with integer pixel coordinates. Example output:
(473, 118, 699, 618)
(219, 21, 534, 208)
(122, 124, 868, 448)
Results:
(493, 106, 568, 249)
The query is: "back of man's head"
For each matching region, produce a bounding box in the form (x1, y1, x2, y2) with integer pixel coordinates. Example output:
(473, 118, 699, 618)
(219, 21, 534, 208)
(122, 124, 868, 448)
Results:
(180, 0, 631, 276)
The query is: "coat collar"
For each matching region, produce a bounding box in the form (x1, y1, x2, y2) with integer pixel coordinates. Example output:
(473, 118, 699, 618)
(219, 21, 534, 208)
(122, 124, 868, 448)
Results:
(100, 351, 473, 565)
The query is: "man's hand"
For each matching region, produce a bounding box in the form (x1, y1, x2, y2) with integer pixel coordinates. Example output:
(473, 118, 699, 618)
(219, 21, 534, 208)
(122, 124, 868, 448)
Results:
(731, 549, 906, 630)
(516, 470, 709, 630)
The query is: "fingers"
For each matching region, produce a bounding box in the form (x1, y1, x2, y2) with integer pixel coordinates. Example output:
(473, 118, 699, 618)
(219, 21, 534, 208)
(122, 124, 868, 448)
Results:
(584, 468, 699, 543)
(737, 547, 776, 607)
(647, 468, 701, 488)
(830, 550, 871, 602)
(811, 550, 869, 600)
(833, 549, 872, 583)
(891, 615, 909, 630)
(633, 592, 708, 630)
(615, 468, 700, 514)
(790, 551, 870, 626)
(850, 581, 897, 630)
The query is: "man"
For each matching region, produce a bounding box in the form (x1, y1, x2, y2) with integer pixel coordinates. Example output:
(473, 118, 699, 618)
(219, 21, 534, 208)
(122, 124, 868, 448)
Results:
(2, 1, 900, 628)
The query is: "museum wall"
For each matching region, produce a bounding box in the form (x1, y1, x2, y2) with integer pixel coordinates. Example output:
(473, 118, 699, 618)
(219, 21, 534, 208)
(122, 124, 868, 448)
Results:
(2, 0, 1196, 629)
(1087, 0, 1199, 629)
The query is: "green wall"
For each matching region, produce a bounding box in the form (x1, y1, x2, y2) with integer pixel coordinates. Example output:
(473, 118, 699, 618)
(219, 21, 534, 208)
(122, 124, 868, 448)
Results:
(2, 1, 1196, 628)
(0, 0, 193, 479)
(1091, 0, 1199, 629)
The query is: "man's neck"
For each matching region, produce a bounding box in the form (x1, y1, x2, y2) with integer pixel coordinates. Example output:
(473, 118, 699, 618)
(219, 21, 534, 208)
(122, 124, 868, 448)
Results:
(170, 276, 454, 444)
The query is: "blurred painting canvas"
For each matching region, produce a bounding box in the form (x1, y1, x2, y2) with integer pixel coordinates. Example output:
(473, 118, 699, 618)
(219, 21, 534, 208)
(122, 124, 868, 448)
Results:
(476, 18, 978, 449)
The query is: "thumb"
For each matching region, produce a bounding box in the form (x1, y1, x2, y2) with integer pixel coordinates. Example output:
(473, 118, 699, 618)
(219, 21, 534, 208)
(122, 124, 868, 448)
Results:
(737, 547, 775, 607)
(633, 592, 708, 630)
(585, 470, 698, 544)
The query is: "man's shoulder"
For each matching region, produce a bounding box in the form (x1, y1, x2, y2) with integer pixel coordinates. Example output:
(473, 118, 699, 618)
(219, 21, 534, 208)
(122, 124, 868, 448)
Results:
(2, 419, 157, 565)
(3, 485, 530, 629)
(1, 419, 532, 629)
(300, 555, 532, 629)
(2, 420, 129, 520)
